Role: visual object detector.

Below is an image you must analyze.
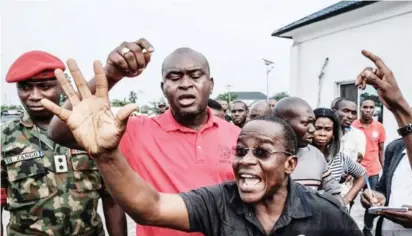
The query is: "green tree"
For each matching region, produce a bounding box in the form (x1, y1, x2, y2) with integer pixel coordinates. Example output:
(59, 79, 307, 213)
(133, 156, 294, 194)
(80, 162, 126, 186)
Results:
(128, 91, 138, 103)
(60, 73, 72, 104)
(216, 92, 237, 102)
(271, 91, 289, 101)
(111, 99, 129, 107)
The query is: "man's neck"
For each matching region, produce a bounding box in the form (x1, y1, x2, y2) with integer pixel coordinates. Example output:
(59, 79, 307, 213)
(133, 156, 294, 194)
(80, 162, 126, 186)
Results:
(173, 110, 209, 131)
(360, 118, 373, 125)
(254, 180, 289, 233)
(31, 115, 53, 130)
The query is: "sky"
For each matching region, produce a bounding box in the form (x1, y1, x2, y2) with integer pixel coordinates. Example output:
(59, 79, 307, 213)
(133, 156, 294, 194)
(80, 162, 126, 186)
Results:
(0, 0, 340, 106)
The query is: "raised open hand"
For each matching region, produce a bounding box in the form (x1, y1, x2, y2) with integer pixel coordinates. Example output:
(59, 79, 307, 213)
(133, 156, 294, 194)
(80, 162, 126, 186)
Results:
(41, 59, 137, 156)
(355, 50, 405, 111)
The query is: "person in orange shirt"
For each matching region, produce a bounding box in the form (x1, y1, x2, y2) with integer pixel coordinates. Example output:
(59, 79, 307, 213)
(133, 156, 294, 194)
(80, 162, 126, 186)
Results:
(352, 97, 386, 236)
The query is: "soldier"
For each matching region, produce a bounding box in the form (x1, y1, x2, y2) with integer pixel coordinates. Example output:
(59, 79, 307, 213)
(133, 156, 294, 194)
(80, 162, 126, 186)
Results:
(0, 51, 126, 236)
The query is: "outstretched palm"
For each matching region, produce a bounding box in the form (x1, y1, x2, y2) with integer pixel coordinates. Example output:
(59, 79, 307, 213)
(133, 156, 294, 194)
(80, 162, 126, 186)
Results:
(41, 59, 137, 155)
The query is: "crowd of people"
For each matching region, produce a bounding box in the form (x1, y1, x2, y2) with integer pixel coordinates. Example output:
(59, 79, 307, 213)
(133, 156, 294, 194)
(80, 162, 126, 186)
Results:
(0, 38, 411, 236)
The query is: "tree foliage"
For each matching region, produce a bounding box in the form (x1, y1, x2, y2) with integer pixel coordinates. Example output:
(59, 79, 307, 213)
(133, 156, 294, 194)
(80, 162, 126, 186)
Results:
(216, 92, 238, 102)
(271, 91, 289, 101)
(128, 91, 138, 103)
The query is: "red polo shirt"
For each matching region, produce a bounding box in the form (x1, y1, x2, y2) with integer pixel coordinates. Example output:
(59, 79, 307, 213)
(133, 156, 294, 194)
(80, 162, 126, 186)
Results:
(119, 108, 241, 236)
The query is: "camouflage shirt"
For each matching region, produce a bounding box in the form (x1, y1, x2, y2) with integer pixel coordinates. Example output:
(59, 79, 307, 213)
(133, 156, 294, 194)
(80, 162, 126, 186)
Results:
(1, 113, 106, 236)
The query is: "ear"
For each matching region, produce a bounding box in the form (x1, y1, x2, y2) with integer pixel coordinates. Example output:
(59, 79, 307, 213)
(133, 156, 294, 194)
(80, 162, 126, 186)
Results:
(160, 82, 165, 96)
(284, 155, 297, 174)
(209, 77, 214, 94)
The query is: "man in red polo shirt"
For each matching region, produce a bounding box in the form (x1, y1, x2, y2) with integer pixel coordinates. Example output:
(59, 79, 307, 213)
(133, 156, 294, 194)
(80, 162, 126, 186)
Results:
(47, 40, 241, 236)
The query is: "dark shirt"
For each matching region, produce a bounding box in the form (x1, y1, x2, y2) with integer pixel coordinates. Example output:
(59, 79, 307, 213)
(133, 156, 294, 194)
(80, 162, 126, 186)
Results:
(375, 138, 407, 236)
(180, 179, 362, 236)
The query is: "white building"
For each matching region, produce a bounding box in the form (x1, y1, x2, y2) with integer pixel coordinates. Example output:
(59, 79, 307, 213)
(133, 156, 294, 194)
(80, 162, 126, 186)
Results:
(272, 1, 412, 144)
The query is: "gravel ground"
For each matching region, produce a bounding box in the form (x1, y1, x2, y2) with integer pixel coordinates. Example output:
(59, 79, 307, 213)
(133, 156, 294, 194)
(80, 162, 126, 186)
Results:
(2, 193, 375, 235)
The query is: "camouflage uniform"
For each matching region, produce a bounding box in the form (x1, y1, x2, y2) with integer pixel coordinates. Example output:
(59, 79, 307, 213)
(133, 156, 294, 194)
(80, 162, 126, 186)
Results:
(1, 113, 106, 236)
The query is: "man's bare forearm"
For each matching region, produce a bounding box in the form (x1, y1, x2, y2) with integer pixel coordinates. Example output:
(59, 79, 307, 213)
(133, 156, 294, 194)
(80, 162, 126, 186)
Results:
(392, 100, 412, 169)
(48, 77, 119, 148)
(94, 149, 161, 224)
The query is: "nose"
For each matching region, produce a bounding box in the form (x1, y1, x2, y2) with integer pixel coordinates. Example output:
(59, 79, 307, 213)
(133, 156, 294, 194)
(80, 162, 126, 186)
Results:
(178, 75, 194, 90)
(308, 123, 315, 134)
(239, 152, 257, 166)
(28, 87, 43, 101)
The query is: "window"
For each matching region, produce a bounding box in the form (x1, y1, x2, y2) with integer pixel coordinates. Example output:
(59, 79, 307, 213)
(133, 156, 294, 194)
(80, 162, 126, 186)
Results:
(338, 82, 358, 105)
(337, 82, 383, 123)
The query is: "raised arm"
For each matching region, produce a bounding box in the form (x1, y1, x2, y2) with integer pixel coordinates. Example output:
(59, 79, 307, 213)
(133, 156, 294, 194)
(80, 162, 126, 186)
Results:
(40, 58, 194, 232)
(356, 50, 412, 170)
(48, 39, 154, 149)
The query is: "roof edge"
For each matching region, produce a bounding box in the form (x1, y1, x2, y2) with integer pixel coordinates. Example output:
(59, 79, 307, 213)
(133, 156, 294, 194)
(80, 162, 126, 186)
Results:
(271, 1, 377, 37)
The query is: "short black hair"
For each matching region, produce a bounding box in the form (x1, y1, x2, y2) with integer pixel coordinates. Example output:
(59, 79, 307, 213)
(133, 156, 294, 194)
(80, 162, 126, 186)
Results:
(232, 100, 248, 110)
(360, 97, 376, 106)
(250, 115, 298, 155)
(208, 99, 223, 111)
(333, 98, 356, 110)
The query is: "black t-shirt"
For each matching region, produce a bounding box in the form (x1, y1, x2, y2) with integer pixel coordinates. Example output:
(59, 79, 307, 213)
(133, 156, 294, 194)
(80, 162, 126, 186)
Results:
(180, 180, 363, 236)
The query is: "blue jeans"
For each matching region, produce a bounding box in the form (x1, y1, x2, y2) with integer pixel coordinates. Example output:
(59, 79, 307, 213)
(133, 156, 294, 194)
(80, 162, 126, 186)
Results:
(363, 174, 379, 233)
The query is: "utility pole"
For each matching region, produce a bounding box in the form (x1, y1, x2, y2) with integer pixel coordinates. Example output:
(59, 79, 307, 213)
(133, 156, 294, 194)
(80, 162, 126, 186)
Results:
(225, 84, 233, 111)
(317, 57, 329, 107)
(263, 58, 275, 100)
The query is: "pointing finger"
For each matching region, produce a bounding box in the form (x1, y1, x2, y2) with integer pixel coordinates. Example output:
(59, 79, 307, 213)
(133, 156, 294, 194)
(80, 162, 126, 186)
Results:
(55, 69, 80, 105)
(41, 98, 71, 122)
(361, 50, 389, 72)
(94, 60, 108, 98)
(67, 59, 92, 99)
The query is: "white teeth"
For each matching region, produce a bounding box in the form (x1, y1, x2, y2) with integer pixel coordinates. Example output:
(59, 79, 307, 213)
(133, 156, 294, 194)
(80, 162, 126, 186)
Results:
(240, 174, 255, 178)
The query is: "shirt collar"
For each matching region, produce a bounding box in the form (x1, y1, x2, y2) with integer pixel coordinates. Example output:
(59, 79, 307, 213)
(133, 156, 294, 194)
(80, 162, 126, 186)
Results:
(154, 108, 219, 133)
(229, 178, 313, 219)
(402, 149, 407, 154)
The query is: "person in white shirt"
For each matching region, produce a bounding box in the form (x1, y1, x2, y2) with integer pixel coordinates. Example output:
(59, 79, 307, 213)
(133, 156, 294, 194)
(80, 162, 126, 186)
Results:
(332, 97, 367, 162)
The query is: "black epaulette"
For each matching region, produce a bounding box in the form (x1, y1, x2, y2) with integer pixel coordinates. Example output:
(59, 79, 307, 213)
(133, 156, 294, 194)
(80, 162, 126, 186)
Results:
(316, 190, 346, 211)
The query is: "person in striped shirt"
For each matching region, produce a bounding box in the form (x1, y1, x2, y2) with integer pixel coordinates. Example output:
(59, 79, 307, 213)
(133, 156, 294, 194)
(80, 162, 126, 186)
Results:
(312, 108, 366, 208)
(274, 98, 342, 203)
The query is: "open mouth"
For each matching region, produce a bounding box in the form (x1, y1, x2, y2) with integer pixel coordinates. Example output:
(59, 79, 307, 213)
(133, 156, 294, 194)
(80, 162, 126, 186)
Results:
(177, 94, 196, 107)
(238, 173, 263, 192)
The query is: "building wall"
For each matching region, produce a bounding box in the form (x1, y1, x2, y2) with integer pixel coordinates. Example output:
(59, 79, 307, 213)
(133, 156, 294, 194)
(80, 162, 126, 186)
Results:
(288, 1, 412, 144)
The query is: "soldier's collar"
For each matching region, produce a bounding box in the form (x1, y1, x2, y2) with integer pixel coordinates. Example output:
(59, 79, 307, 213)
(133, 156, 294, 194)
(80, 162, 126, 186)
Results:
(20, 112, 35, 128)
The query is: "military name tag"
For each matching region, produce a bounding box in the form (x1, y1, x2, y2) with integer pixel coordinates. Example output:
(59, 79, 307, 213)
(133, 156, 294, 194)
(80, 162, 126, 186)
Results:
(54, 155, 68, 173)
(70, 149, 87, 155)
(4, 151, 44, 165)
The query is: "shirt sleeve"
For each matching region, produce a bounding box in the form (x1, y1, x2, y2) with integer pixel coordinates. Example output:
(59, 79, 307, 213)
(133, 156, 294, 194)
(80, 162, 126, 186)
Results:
(1, 128, 8, 206)
(319, 151, 341, 195)
(356, 129, 367, 157)
(179, 185, 224, 236)
(327, 210, 364, 236)
(342, 153, 366, 178)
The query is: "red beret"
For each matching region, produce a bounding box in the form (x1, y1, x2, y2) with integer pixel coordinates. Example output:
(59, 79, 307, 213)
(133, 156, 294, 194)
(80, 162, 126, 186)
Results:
(6, 50, 66, 83)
